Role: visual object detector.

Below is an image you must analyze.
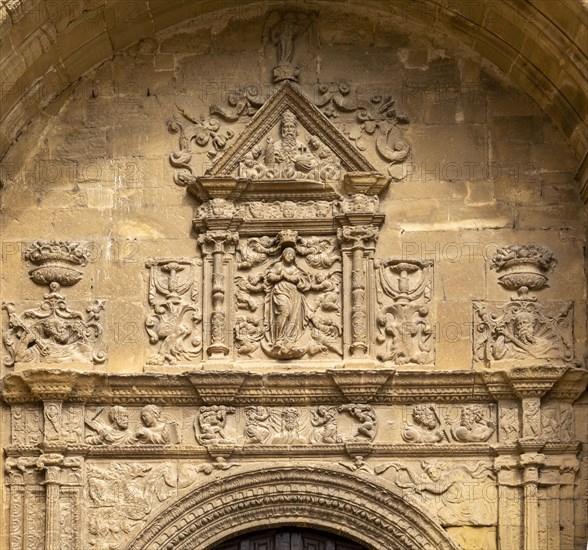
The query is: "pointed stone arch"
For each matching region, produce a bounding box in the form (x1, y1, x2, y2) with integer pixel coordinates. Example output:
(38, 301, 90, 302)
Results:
(124, 465, 462, 550)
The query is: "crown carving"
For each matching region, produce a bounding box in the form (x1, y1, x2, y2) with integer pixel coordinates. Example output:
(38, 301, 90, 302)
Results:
(23, 240, 90, 286)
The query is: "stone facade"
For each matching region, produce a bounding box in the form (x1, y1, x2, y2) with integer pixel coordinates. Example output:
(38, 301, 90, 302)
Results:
(1, 3, 587, 550)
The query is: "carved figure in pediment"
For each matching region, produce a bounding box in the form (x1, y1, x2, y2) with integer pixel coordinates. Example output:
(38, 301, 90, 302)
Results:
(196, 405, 236, 445)
(238, 110, 341, 182)
(451, 405, 495, 442)
(145, 259, 202, 365)
(338, 404, 377, 442)
(85, 406, 134, 445)
(375, 259, 433, 365)
(310, 405, 339, 444)
(402, 404, 448, 443)
(474, 300, 573, 363)
(244, 406, 272, 444)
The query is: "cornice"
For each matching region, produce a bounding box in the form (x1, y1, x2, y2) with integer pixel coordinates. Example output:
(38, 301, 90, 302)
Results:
(2, 365, 584, 405)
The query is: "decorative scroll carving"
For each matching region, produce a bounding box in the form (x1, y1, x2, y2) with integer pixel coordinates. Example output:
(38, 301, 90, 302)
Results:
(196, 405, 236, 445)
(3, 284, 106, 366)
(11, 405, 42, 445)
(375, 460, 495, 526)
(316, 82, 411, 175)
(340, 455, 374, 474)
(178, 458, 241, 488)
(375, 258, 433, 365)
(473, 301, 573, 362)
(145, 259, 202, 365)
(238, 110, 342, 182)
(85, 405, 179, 445)
(209, 85, 265, 122)
(235, 231, 342, 360)
(86, 462, 177, 550)
(168, 107, 235, 186)
(490, 244, 556, 300)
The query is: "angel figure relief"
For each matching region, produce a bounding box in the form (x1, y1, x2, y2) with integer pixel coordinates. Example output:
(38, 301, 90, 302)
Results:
(235, 233, 342, 360)
(145, 259, 202, 365)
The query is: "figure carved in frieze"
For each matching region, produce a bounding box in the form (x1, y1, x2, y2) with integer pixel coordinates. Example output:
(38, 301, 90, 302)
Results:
(235, 232, 342, 360)
(196, 405, 236, 445)
(451, 405, 495, 443)
(85, 405, 177, 445)
(402, 405, 448, 444)
(474, 301, 573, 363)
(560, 406, 574, 440)
(522, 399, 541, 439)
(375, 259, 433, 365)
(85, 406, 133, 445)
(272, 407, 306, 444)
(340, 455, 373, 474)
(134, 405, 173, 445)
(244, 406, 272, 444)
(44, 402, 62, 442)
(542, 406, 559, 440)
(310, 405, 339, 444)
(238, 110, 341, 182)
(375, 460, 495, 526)
(338, 404, 377, 442)
(499, 407, 519, 442)
(145, 259, 202, 365)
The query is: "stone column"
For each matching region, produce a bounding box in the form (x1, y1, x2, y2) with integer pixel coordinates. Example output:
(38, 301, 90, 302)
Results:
(519, 452, 545, 550)
(198, 230, 239, 362)
(5, 461, 25, 550)
(41, 459, 62, 550)
(336, 223, 380, 364)
(494, 456, 523, 550)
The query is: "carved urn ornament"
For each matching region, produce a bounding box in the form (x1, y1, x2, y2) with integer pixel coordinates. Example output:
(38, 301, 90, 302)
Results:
(491, 244, 557, 300)
(23, 240, 90, 287)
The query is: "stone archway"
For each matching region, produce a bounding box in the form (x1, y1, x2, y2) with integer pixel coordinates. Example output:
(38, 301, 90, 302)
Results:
(124, 466, 462, 550)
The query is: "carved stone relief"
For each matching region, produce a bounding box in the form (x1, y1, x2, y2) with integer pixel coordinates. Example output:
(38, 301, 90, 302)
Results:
(474, 244, 574, 364)
(145, 258, 202, 365)
(402, 404, 496, 444)
(375, 460, 496, 527)
(2, 240, 106, 366)
(235, 230, 342, 360)
(85, 405, 179, 446)
(375, 258, 434, 365)
(86, 462, 177, 549)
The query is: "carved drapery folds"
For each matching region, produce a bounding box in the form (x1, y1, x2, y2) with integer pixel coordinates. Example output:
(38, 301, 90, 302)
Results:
(474, 244, 574, 365)
(2, 240, 106, 367)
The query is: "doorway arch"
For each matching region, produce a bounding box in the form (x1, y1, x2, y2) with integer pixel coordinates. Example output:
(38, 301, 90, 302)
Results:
(213, 526, 366, 549)
(124, 465, 461, 550)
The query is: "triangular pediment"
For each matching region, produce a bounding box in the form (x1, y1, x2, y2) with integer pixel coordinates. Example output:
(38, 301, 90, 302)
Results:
(207, 81, 377, 179)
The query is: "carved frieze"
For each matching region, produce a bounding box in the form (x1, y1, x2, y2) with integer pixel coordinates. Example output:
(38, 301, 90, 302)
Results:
(375, 258, 434, 365)
(402, 404, 496, 444)
(145, 258, 202, 365)
(85, 405, 179, 446)
(235, 230, 342, 360)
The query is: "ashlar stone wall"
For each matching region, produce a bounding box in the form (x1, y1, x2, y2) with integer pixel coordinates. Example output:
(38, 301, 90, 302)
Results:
(0, 4, 586, 550)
